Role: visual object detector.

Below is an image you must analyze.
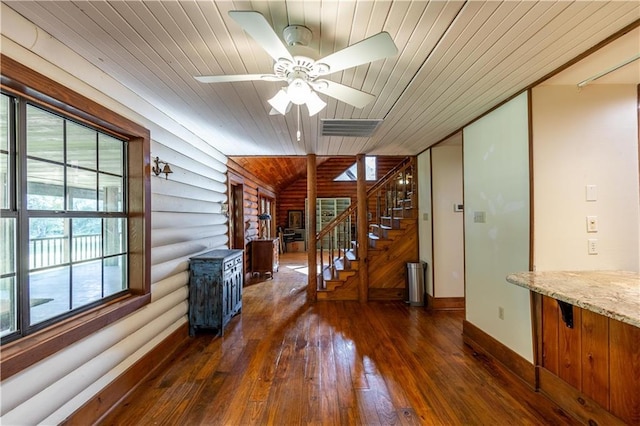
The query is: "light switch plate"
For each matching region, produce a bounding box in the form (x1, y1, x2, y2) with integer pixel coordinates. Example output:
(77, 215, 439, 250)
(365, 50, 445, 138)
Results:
(473, 211, 486, 223)
(586, 184, 597, 201)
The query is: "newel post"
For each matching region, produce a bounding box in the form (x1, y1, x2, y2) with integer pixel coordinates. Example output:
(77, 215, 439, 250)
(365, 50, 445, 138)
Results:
(357, 154, 369, 303)
(307, 154, 317, 302)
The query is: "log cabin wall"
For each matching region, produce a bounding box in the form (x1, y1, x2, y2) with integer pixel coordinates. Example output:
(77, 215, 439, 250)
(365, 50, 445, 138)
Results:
(226, 159, 277, 276)
(277, 156, 406, 230)
(0, 21, 230, 423)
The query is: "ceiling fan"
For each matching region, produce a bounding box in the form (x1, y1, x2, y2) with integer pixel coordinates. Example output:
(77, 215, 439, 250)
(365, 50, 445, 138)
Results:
(195, 11, 398, 116)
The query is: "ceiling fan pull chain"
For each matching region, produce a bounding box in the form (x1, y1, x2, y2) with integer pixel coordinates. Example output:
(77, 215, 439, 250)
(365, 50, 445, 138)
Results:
(296, 104, 301, 142)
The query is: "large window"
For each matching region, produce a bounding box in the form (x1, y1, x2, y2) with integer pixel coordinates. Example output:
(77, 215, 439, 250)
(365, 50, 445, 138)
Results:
(0, 56, 149, 380)
(1, 94, 129, 342)
(334, 156, 377, 181)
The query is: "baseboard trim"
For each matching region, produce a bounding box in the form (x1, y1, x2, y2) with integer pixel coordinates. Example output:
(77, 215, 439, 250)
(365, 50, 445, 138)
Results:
(462, 320, 536, 388)
(426, 295, 464, 310)
(538, 367, 626, 425)
(62, 322, 190, 425)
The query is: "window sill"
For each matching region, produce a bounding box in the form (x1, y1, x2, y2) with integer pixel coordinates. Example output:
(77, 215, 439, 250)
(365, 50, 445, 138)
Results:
(0, 293, 151, 381)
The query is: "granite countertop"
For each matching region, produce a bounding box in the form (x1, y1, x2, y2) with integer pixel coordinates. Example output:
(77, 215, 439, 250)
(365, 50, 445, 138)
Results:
(506, 270, 640, 328)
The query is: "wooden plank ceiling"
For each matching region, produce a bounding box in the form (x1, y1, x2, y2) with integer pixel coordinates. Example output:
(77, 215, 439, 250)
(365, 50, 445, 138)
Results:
(3, 2, 638, 170)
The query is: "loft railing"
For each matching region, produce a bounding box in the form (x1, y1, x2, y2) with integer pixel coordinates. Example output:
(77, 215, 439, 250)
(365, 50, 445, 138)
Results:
(315, 157, 416, 288)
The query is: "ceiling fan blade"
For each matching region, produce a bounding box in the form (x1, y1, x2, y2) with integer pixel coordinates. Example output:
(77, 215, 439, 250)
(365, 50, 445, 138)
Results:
(313, 80, 375, 109)
(313, 32, 397, 75)
(229, 11, 294, 63)
(194, 74, 280, 83)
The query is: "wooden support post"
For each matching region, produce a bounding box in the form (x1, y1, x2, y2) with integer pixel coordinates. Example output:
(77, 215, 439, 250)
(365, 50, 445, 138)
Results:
(307, 154, 317, 302)
(357, 154, 368, 303)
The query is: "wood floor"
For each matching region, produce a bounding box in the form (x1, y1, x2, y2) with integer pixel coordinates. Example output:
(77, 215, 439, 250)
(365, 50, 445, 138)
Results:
(100, 253, 577, 425)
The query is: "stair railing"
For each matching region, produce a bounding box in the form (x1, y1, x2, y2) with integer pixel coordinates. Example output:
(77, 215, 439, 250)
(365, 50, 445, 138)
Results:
(314, 156, 416, 289)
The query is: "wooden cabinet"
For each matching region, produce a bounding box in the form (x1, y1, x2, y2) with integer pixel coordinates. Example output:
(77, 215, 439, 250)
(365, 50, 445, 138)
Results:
(188, 249, 243, 336)
(306, 197, 351, 249)
(250, 238, 279, 277)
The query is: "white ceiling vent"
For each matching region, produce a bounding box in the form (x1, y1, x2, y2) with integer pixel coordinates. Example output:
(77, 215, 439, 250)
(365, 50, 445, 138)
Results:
(321, 119, 383, 137)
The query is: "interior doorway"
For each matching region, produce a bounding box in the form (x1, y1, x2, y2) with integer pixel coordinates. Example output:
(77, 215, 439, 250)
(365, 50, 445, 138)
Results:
(229, 183, 244, 250)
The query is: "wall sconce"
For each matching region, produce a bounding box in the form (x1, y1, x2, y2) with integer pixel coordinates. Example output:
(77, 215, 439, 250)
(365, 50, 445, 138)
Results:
(152, 157, 173, 179)
(220, 202, 229, 218)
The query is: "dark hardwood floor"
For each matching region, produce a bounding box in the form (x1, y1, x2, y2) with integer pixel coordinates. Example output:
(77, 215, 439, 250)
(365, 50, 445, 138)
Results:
(100, 253, 577, 425)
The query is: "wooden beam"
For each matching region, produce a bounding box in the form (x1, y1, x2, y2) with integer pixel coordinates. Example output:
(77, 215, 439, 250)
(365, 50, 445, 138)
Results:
(307, 154, 317, 302)
(356, 154, 368, 303)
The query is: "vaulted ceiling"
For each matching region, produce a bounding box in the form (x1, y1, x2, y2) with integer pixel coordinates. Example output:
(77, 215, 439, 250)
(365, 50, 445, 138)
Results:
(3, 1, 638, 163)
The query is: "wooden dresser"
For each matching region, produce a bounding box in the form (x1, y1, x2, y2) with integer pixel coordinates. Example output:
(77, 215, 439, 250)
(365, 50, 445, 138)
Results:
(250, 238, 279, 278)
(188, 249, 243, 336)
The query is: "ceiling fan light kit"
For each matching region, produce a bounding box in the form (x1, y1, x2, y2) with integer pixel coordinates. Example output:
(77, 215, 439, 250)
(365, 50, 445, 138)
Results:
(195, 10, 398, 118)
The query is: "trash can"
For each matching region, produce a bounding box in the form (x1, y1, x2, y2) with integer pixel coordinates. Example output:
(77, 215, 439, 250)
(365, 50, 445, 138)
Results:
(406, 261, 426, 306)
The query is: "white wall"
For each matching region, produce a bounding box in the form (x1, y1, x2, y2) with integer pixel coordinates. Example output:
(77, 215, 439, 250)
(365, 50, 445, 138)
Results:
(417, 150, 433, 295)
(463, 92, 533, 362)
(532, 84, 640, 272)
(1, 7, 230, 424)
(431, 137, 464, 298)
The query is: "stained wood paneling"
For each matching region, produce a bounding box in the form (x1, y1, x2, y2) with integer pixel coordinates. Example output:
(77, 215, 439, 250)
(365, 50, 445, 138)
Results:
(541, 296, 559, 374)
(229, 156, 309, 194)
(368, 219, 418, 293)
(558, 304, 582, 389)
(539, 297, 640, 425)
(581, 309, 609, 409)
(278, 156, 406, 230)
(610, 319, 640, 424)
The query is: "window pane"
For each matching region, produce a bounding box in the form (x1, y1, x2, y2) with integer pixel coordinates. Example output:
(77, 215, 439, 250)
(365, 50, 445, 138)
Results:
(99, 173, 123, 212)
(104, 218, 126, 256)
(365, 157, 377, 180)
(30, 266, 70, 324)
(1, 94, 10, 210)
(0, 94, 8, 152)
(27, 105, 63, 163)
(1, 217, 15, 275)
(99, 133, 123, 175)
(29, 218, 69, 269)
(104, 254, 126, 297)
(67, 121, 97, 170)
(72, 260, 102, 309)
(0, 152, 8, 210)
(67, 166, 97, 211)
(27, 159, 64, 210)
(72, 218, 102, 261)
(0, 277, 17, 336)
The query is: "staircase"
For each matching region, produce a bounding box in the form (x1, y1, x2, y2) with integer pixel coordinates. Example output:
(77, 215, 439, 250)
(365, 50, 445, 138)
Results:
(315, 157, 418, 301)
